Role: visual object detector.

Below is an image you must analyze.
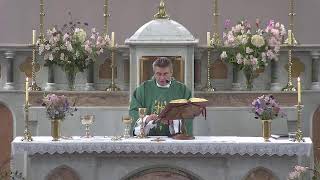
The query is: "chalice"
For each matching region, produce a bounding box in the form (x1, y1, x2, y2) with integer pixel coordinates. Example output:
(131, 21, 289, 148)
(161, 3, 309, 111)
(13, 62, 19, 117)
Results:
(137, 108, 147, 138)
(122, 116, 132, 138)
(80, 115, 95, 138)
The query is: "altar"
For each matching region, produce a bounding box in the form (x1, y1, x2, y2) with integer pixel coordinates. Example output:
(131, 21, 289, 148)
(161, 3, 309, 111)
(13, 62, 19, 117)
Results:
(12, 136, 312, 180)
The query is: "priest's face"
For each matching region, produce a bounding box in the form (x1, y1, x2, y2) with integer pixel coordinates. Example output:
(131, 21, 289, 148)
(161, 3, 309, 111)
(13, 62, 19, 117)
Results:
(154, 66, 173, 86)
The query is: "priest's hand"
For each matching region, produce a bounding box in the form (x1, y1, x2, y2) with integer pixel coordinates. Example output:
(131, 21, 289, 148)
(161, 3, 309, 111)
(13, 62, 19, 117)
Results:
(145, 114, 158, 123)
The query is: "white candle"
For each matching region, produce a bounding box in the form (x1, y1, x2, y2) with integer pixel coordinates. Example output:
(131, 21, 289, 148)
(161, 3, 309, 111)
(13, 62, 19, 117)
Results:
(288, 30, 292, 45)
(25, 77, 29, 103)
(297, 77, 301, 103)
(111, 32, 115, 47)
(207, 32, 211, 46)
(32, 30, 36, 45)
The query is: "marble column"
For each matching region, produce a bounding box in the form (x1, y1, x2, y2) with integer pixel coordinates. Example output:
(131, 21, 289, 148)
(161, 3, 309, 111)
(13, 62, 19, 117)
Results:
(3, 51, 15, 90)
(270, 60, 282, 91)
(44, 64, 57, 91)
(311, 51, 320, 90)
(231, 66, 241, 91)
(85, 62, 95, 91)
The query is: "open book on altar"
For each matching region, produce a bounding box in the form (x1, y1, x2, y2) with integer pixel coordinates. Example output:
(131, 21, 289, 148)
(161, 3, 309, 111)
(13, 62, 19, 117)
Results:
(157, 98, 208, 140)
(158, 98, 208, 121)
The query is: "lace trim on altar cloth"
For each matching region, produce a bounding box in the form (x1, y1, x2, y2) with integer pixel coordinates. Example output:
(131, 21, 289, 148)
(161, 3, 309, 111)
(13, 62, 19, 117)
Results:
(12, 136, 312, 157)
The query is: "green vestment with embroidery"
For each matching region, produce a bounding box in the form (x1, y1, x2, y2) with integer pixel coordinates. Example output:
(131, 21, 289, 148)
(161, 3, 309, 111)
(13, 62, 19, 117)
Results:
(129, 79, 192, 136)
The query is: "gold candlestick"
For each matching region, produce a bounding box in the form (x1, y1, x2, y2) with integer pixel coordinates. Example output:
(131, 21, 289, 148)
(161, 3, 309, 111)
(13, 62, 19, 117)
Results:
(294, 103, 304, 142)
(31, 30, 42, 91)
(39, 0, 45, 42)
(283, 0, 298, 91)
(137, 108, 148, 138)
(106, 32, 120, 91)
(202, 36, 215, 91)
(282, 48, 296, 91)
(21, 77, 33, 141)
(103, 0, 110, 36)
(211, 0, 221, 46)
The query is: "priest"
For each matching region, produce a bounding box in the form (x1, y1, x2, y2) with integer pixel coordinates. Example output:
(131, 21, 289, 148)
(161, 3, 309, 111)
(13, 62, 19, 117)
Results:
(129, 57, 192, 136)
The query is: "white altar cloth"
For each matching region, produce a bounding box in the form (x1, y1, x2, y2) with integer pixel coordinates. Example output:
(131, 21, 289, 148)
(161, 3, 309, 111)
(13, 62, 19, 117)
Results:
(12, 136, 312, 156)
(12, 136, 313, 180)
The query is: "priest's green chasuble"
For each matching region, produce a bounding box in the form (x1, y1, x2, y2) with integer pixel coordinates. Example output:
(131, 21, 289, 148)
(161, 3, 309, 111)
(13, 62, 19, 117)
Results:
(129, 79, 192, 136)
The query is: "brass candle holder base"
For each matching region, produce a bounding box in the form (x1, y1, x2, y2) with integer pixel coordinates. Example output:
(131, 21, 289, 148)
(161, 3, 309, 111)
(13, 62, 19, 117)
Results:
(106, 83, 120, 91)
(294, 104, 304, 142)
(21, 129, 33, 142)
(30, 82, 42, 91)
(282, 83, 296, 92)
(202, 84, 215, 92)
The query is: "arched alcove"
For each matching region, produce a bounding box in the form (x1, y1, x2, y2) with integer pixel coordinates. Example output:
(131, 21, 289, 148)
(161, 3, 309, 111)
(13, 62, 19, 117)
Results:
(243, 167, 278, 180)
(0, 103, 13, 173)
(121, 165, 203, 180)
(45, 165, 80, 180)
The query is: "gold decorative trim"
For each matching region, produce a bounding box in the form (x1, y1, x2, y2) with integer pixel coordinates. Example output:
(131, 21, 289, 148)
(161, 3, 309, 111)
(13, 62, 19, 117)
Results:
(154, 0, 170, 19)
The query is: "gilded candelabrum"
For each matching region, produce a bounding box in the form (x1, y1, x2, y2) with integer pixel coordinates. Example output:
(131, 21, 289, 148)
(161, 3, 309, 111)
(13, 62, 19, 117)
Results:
(106, 45, 120, 91)
(30, 31, 41, 91)
(103, 0, 110, 36)
(211, 0, 221, 46)
(39, 0, 45, 42)
(137, 108, 148, 138)
(282, 48, 297, 91)
(21, 102, 33, 141)
(294, 103, 304, 142)
(202, 46, 215, 91)
(283, 0, 298, 91)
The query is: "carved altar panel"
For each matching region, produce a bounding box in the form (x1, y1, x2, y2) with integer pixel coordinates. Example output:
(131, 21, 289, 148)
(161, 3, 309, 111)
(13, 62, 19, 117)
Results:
(244, 167, 277, 180)
(140, 56, 184, 84)
(46, 165, 80, 180)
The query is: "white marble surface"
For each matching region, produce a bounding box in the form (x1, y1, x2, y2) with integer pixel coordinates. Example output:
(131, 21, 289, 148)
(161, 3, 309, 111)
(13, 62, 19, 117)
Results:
(12, 136, 312, 156)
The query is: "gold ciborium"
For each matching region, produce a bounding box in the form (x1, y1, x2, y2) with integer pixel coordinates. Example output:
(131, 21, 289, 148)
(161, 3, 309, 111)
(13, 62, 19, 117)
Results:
(122, 116, 132, 138)
(80, 115, 95, 138)
(137, 108, 147, 138)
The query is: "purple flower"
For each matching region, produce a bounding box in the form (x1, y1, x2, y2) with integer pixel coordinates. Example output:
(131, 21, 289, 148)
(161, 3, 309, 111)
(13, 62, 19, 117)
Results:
(224, 19, 231, 30)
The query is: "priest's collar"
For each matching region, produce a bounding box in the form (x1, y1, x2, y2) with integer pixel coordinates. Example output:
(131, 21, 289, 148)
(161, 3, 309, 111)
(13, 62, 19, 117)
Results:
(156, 80, 171, 88)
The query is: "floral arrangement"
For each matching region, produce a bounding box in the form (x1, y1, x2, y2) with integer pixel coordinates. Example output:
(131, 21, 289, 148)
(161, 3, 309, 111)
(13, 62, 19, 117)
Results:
(37, 21, 110, 73)
(42, 94, 77, 120)
(220, 19, 286, 71)
(288, 163, 320, 179)
(251, 94, 284, 120)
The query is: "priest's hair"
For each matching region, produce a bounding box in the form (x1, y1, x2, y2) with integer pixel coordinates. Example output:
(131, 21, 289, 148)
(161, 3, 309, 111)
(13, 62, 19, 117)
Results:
(152, 57, 173, 71)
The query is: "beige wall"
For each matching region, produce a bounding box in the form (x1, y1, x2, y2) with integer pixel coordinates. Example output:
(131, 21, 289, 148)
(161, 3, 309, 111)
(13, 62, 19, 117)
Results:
(0, 0, 319, 44)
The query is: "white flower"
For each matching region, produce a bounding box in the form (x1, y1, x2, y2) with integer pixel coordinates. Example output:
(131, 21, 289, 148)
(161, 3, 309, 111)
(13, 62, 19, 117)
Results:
(39, 44, 45, 55)
(220, 51, 228, 59)
(49, 54, 53, 61)
(74, 28, 87, 43)
(44, 44, 50, 51)
(246, 47, 253, 54)
(63, 33, 69, 41)
(236, 53, 243, 64)
(66, 41, 73, 52)
(85, 44, 92, 54)
(251, 34, 265, 47)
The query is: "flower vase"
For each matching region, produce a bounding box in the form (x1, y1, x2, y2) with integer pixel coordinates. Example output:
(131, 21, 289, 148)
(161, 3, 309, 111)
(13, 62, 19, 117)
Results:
(243, 65, 254, 91)
(51, 119, 61, 141)
(65, 68, 77, 91)
(261, 120, 272, 142)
